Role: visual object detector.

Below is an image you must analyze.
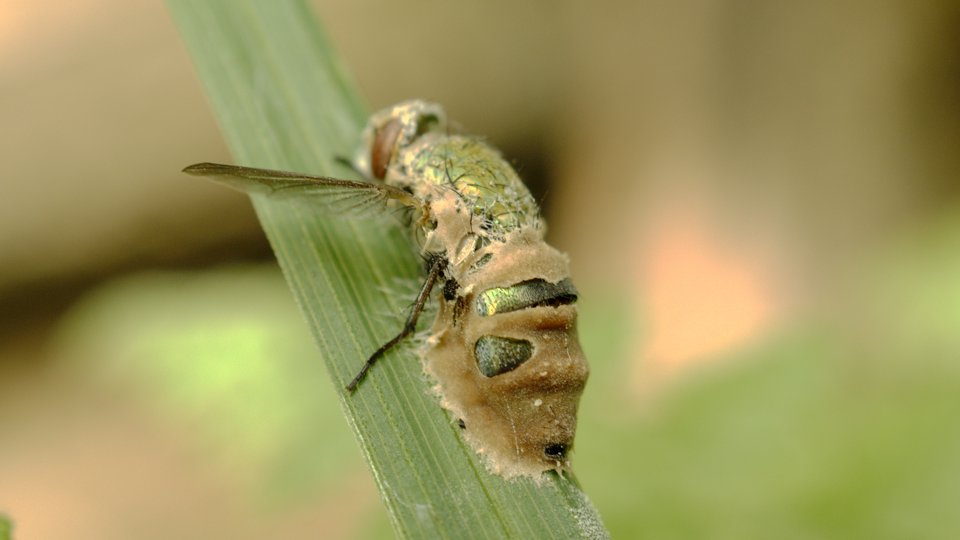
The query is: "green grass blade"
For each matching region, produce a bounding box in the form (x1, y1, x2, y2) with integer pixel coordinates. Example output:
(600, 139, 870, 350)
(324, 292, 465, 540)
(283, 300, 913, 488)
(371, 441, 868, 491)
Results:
(166, 1, 609, 537)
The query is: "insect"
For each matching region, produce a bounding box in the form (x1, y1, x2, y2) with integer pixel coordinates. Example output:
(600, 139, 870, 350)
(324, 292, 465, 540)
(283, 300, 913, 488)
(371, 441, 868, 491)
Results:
(184, 100, 589, 479)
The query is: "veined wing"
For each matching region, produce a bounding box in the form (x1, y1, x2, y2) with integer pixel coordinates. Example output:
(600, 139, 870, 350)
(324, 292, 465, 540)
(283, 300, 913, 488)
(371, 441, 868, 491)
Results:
(183, 162, 420, 214)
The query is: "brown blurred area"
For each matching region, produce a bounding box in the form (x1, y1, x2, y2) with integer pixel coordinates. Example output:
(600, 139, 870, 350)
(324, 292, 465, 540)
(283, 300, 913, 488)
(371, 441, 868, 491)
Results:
(2, 1, 959, 538)
(0, 1, 268, 341)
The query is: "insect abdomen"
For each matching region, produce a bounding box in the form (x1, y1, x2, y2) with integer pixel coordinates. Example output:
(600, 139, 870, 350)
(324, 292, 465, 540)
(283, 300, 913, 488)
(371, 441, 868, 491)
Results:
(424, 234, 589, 479)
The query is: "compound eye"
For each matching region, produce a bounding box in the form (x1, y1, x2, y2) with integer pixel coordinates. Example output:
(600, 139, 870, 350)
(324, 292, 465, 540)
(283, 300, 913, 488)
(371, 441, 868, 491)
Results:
(371, 118, 403, 180)
(544, 443, 568, 460)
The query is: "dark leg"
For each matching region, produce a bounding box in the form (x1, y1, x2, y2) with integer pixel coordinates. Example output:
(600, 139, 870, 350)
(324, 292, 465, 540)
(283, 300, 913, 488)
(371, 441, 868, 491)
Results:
(333, 155, 367, 178)
(346, 257, 444, 392)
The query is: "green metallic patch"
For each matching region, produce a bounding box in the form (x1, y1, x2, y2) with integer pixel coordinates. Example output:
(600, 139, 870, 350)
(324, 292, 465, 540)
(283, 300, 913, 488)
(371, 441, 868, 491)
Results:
(475, 278, 578, 317)
(406, 136, 540, 238)
(474, 336, 534, 377)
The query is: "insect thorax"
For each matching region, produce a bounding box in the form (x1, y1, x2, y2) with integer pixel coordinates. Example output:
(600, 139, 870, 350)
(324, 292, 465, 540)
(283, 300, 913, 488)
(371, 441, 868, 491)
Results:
(393, 134, 541, 243)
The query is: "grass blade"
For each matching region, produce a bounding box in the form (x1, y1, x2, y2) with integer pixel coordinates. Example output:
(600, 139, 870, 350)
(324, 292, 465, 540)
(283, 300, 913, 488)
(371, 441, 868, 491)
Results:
(166, 1, 609, 537)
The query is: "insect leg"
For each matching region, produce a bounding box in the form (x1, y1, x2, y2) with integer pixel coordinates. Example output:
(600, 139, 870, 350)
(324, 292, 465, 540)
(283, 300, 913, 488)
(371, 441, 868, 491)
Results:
(333, 155, 367, 178)
(345, 256, 445, 392)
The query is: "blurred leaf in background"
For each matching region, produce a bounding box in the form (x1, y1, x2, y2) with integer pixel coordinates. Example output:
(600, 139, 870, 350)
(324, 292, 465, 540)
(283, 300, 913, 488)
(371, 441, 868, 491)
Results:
(0, 514, 11, 540)
(1, 266, 391, 538)
(50, 267, 358, 505)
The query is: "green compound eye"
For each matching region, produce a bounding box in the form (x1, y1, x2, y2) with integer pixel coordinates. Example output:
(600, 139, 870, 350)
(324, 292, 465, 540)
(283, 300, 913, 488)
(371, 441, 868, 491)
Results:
(475, 278, 578, 317)
(474, 336, 534, 377)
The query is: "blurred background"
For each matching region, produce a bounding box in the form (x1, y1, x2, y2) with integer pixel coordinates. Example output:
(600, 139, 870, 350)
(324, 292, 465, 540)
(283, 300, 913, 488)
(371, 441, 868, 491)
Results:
(2, 1, 960, 538)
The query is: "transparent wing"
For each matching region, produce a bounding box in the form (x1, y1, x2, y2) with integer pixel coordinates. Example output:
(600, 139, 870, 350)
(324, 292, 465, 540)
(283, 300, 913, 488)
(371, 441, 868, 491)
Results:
(183, 162, 421, 215)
